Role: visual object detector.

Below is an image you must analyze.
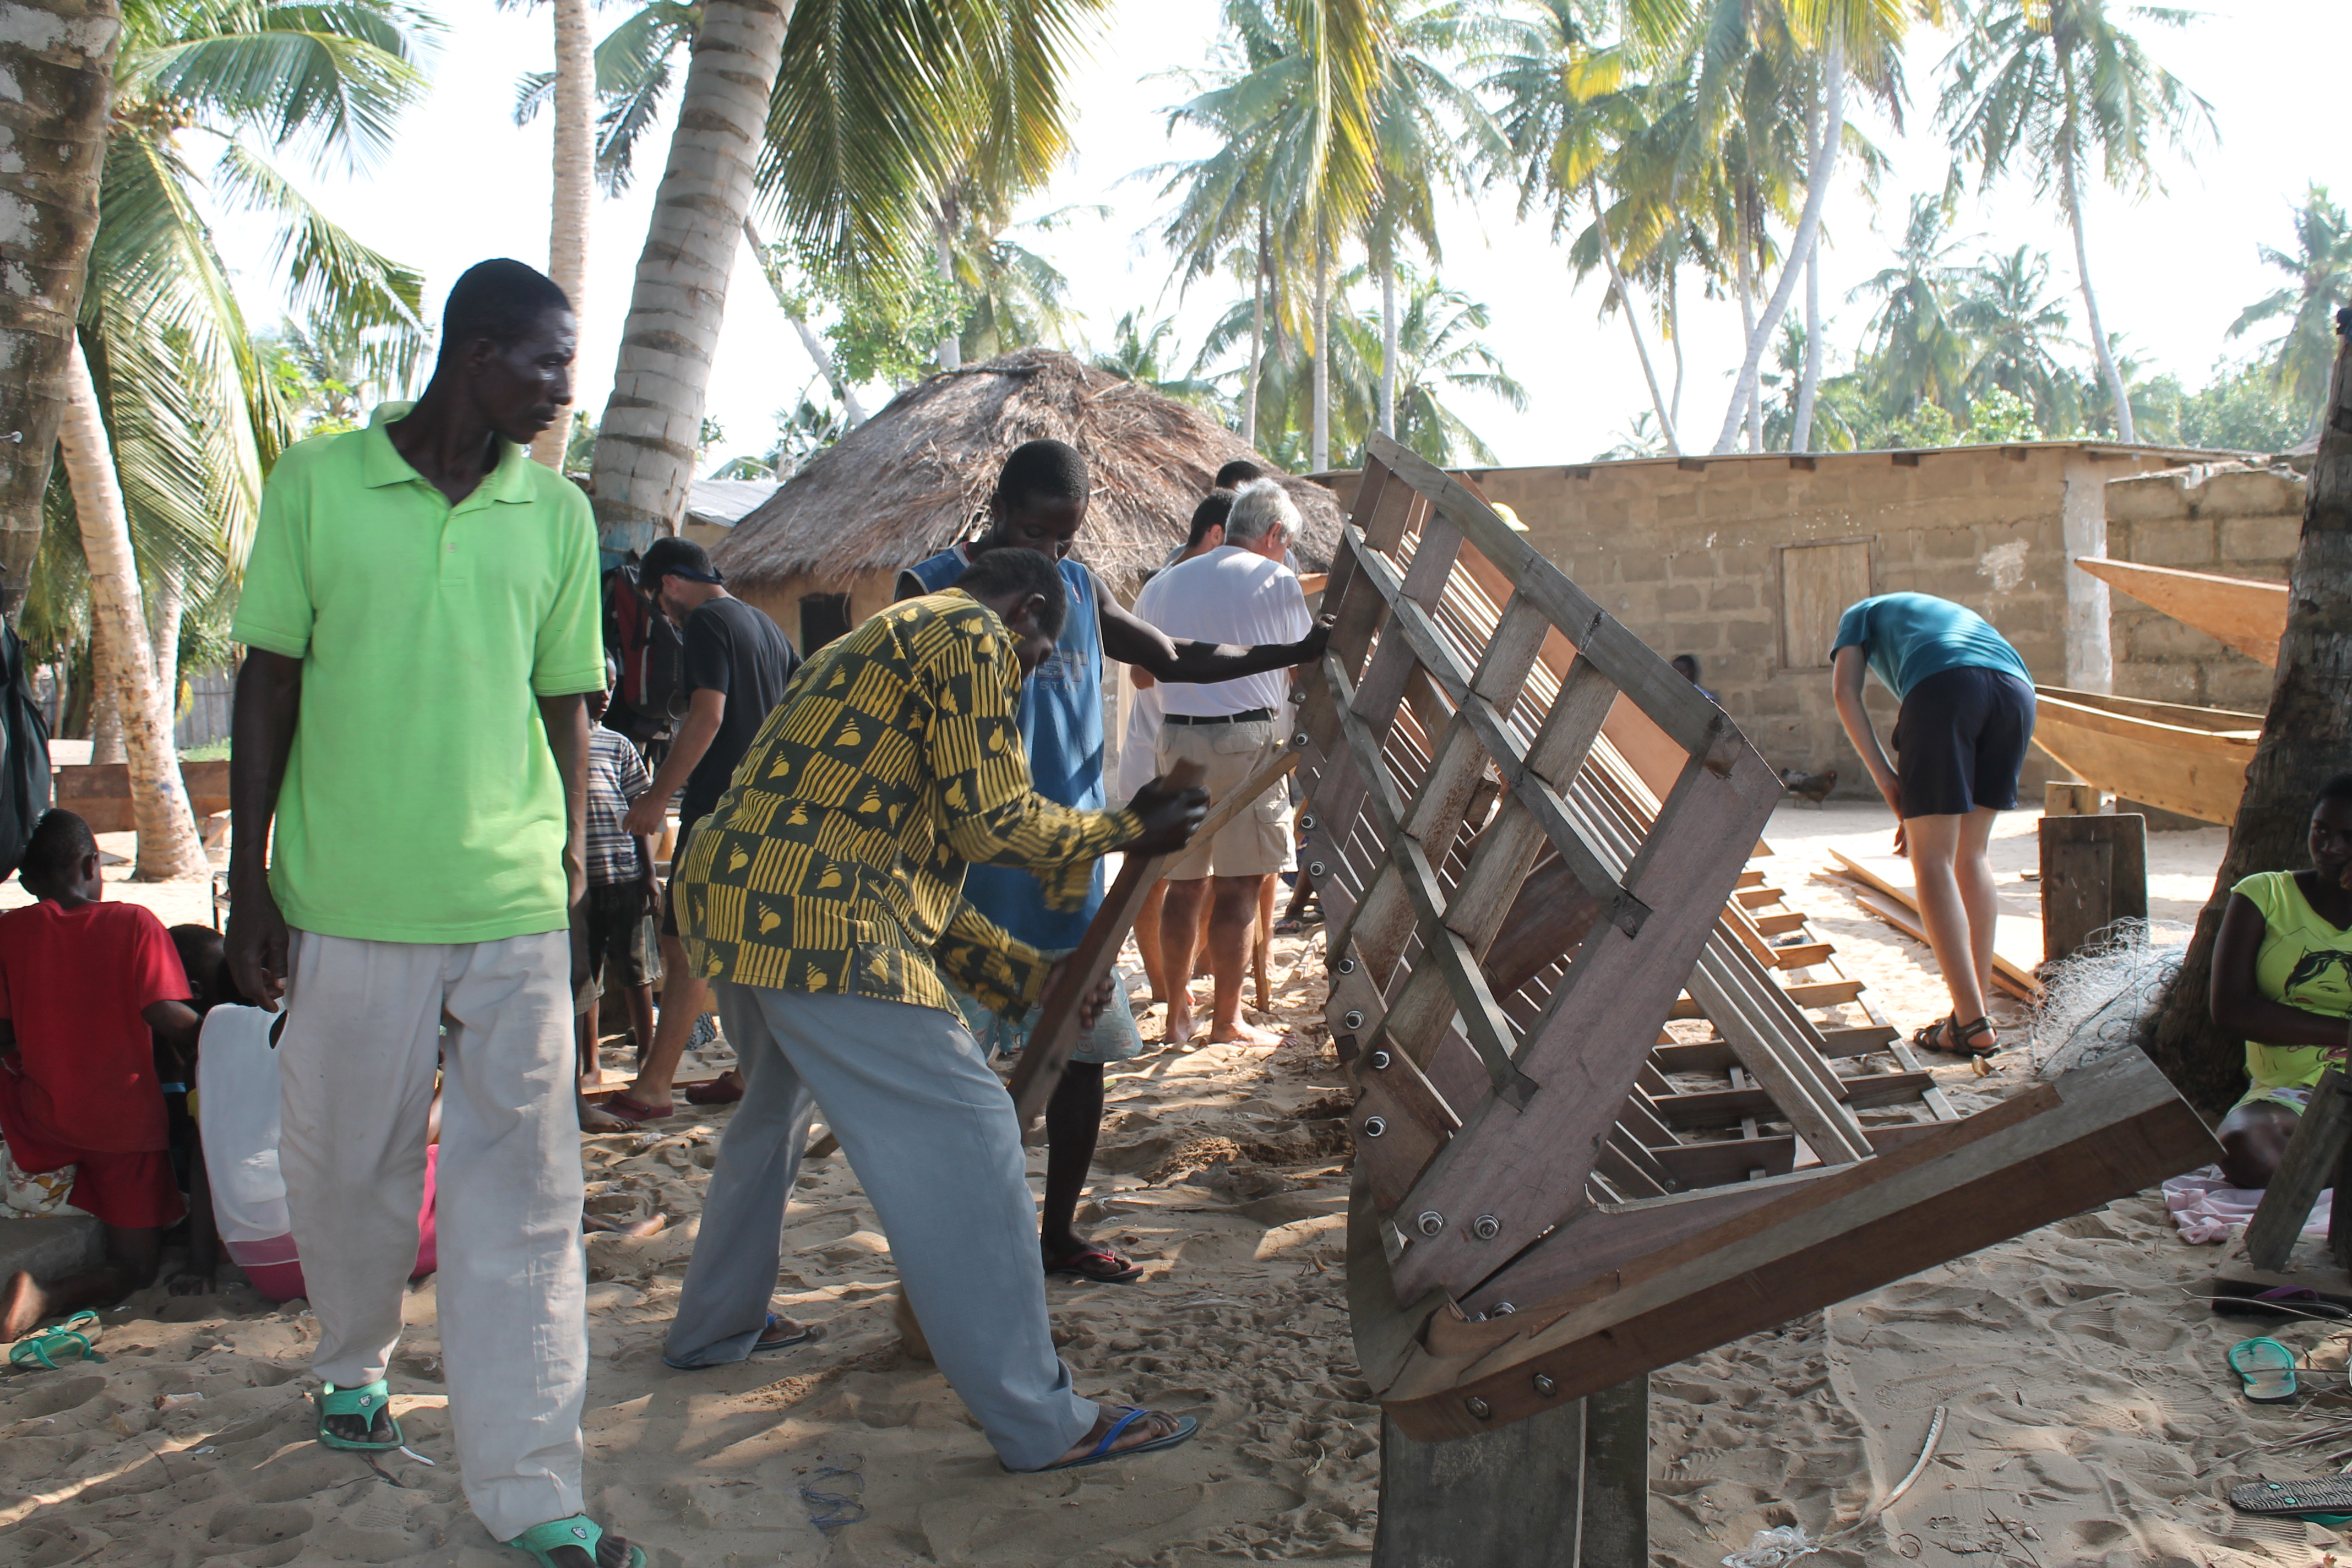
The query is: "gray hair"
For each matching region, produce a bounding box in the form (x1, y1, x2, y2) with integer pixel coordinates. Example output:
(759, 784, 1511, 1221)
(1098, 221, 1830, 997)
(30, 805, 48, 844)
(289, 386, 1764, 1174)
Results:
(1224, 477, 1301, 547)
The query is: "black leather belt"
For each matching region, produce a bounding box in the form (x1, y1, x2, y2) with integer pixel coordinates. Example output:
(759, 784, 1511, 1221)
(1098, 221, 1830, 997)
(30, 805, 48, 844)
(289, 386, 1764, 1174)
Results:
(1164, 707, 1274, 726)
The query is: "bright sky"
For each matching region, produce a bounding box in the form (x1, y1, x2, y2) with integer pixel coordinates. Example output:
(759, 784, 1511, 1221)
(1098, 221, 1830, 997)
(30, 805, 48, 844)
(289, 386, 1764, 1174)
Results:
(214, 0, 2348, 472)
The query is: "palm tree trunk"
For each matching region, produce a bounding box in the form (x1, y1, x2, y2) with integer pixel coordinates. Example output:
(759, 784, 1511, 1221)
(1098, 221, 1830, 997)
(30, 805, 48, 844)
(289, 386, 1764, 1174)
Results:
(1311, 246, 1331, 471)
(1715, 30, 1844, 454)
(1792, 233, 1824, 452)
(1668, 268, 1686, 434)
(934, 226, 961, 372)
(2061, 139, 2135, 443)
(58, 338, 204, 878)
(1243, 228, 1265, 448)
(1378, 258, 1397, 438)
(587, 0, 796, 553)
(531, 0, 595, 469)
(88, 631, 122, 764)
(744, 217, 868, 424)
(2146, 317, 2350, 1108)
(149, 563, 182, 744)
(0, 0, 123, 624)
(1591, 178, 1678, 453)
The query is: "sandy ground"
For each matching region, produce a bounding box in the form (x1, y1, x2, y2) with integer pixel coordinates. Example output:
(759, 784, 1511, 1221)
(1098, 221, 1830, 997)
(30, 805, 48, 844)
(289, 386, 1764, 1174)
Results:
(8, 801, 2346, 1568)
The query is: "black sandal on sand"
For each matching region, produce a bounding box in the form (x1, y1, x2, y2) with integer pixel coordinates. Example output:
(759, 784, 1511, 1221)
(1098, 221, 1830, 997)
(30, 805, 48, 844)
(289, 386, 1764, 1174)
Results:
(1913, 1014, 1997, 1058)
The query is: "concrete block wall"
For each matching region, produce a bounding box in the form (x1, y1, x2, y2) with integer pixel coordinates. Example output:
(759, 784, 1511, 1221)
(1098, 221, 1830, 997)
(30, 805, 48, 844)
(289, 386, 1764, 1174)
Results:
(2105, 463, 2305, 711)
(1326, 444, 2207, 800)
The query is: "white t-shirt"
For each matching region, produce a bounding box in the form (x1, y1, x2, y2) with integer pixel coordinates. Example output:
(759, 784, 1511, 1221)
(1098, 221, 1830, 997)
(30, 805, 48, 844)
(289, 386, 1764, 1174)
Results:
(1133, 545, 1313, 718)
(1117, 677, 1165, 801)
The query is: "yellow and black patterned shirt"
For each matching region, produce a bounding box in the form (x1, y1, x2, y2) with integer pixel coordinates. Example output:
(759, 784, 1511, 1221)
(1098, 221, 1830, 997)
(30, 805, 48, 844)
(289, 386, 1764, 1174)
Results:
(676, 589, 1142, 1020)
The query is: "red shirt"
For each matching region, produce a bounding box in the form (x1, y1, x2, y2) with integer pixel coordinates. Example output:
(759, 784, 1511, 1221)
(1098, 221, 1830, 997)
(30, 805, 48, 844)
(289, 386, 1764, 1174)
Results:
(0, 900, 190, 1153)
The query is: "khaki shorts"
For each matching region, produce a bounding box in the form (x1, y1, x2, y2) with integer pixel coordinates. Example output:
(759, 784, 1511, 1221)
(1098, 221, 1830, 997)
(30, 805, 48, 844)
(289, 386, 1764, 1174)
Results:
(1156, 718, 1295, 881)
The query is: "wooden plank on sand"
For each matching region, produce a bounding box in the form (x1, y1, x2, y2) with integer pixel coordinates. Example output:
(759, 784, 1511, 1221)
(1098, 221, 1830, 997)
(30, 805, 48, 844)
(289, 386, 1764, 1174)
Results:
(1829, 848, 2043, 1000)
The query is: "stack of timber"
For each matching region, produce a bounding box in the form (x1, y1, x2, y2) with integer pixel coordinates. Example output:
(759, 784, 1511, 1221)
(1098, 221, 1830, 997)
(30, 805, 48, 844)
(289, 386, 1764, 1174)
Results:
(1303, 434, 2218, 1507)
(2023, 556, 2283, 826)
(1825, 848, 2045, 1001)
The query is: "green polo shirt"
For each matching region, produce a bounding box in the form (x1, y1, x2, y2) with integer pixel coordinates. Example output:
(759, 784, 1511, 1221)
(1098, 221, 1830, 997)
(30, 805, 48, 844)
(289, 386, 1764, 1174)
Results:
(231, 403, 605, 943)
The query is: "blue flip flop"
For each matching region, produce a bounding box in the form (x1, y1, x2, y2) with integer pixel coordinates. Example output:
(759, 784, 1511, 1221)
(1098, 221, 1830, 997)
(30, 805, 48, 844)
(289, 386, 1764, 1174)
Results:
(1016, 1406, 1199, 1473)
(2228, 1336, 2300, 1403)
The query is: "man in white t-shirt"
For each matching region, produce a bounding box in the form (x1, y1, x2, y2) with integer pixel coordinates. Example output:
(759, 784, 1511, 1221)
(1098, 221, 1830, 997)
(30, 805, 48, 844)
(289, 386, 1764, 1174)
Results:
(1131, 480, 1313, 1044)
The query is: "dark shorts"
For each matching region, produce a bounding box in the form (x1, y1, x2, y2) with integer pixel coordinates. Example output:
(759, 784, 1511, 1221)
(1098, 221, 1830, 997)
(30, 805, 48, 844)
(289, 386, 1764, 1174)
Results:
(586, 880, 651, 989)
(1892, 666, 2037, 818)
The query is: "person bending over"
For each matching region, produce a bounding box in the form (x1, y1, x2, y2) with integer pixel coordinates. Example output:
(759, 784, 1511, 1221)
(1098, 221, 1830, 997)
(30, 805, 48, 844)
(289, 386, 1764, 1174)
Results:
(666, 547, 1211, 1472)
(0, 810, 200, 1338)
(2208, 774, 2352, 1188)
(1831, 591, 2035, 1058)
(894, 441, 1325, 1285)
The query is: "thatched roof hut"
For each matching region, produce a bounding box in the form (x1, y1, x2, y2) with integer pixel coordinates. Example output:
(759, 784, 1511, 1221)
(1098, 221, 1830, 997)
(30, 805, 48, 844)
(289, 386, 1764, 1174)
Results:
(714, 348, 1344, 651)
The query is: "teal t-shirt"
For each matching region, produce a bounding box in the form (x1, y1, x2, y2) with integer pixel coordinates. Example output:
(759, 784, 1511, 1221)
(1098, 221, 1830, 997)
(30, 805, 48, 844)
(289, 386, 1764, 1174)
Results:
(1831, 593, 2033, 702)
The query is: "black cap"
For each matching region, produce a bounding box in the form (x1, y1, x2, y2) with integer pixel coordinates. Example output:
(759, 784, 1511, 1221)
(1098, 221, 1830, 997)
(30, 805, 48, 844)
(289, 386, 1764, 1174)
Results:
(640, 535, 722, 591)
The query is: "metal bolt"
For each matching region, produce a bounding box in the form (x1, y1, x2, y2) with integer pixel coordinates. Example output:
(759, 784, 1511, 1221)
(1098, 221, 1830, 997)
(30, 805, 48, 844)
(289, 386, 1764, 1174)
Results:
(1362, 1116, 1387, 1137)
(1289, 687, 1307, 704)
(1299, 814, 1318, 832)
(1532, 1374, 1557, 1398)
(1307, 860, 1327, 878)
(1417, 1211, 1445, 1236)
(1466, 1397, 1492, 1420)
(1491, 1301, 1517, 1315)
(1336, 956, 1357, 974)
(1472, 1215, 1500, 1240)
(1368, 1049, 1391, 1071)
(1291, 732, 1309, 748)
(1343, 1009, 1364, 1031)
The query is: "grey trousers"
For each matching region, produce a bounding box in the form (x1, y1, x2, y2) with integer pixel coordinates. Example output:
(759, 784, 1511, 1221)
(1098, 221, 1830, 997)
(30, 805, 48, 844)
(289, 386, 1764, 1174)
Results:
(279, 929, 585, 1543)
(666, 984, 1097, 1471)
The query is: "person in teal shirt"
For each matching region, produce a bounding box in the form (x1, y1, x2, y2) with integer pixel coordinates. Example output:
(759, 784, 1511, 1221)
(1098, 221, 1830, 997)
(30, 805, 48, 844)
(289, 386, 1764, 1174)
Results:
(1831, 592, 2036, 1058)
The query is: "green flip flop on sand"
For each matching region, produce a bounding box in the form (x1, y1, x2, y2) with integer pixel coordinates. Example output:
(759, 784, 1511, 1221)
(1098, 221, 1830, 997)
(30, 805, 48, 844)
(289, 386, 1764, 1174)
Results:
(2228, 1336, 2300, 1403)
(8, 1310, 104, 1370)
(505, 1514, 646, 1568)
(315, 1379, 405, 1452)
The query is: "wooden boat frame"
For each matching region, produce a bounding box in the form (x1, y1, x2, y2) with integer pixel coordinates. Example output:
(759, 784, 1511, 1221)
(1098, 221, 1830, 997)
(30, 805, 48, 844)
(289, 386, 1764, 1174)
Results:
(2029, 684, 2259, 825)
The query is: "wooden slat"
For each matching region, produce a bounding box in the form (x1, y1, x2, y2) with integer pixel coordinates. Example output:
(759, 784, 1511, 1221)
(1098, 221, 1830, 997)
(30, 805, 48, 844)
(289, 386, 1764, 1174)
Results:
(1647, 1071, 1936, 1130)
(1652, 1026, 1899, 1075)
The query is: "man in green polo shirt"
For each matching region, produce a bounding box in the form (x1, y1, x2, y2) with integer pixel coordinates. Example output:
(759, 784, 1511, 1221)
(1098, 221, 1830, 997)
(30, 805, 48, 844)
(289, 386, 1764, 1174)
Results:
(226, 259, 634, 1568)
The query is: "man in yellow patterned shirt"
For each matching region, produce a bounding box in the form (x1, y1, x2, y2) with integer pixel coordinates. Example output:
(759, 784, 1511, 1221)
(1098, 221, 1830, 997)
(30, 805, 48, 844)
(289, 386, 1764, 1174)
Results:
(664, 548, 1209, 1473)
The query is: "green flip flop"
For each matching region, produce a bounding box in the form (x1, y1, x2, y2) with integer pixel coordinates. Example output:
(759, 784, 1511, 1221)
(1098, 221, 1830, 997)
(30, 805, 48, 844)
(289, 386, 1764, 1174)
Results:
(8, 1309, 103, 1370)
(506, 1515, 646, 1567)
(315, 1379, 404, 1452)
(2228, 1336, 2300, 1403)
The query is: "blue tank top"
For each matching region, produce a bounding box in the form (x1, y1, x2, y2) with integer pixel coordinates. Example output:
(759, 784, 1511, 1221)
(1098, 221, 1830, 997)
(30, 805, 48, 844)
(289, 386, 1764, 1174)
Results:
(905, 546, 1106, 949)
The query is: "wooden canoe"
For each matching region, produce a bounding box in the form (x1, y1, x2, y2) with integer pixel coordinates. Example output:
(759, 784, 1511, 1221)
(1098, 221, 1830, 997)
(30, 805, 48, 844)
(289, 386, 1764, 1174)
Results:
(2030, 685, 2259, 826)
(2075, 557, 2288, 666)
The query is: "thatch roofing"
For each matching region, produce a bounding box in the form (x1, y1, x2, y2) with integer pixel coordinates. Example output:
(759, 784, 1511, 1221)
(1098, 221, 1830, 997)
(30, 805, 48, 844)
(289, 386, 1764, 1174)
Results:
(715, 348, 1344, 592)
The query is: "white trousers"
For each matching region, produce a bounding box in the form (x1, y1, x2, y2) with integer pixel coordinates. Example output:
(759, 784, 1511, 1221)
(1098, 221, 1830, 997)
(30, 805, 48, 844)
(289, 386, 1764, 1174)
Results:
(279, 929, 586, 1542)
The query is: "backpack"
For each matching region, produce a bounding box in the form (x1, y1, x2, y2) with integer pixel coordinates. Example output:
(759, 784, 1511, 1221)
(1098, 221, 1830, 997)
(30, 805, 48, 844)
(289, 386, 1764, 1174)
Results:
(0, 621, 52, 878)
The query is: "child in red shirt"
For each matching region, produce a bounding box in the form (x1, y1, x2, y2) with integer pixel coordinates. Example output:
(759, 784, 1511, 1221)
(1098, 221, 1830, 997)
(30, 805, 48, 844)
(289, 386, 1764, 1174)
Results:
(0, 811, 200, 1340)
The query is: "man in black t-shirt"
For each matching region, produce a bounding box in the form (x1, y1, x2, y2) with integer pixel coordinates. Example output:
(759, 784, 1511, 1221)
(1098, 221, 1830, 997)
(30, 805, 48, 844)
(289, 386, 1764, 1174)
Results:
(612, 536, 800, 1119)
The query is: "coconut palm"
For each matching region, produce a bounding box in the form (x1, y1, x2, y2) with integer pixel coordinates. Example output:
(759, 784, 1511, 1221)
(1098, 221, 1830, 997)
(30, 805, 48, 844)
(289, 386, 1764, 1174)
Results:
(65, 0, 434, 877)
(1952, 243, 2079, 432)
(1373, 265, 1528, 464)
(2227, 185, 2352, 443)
(1846, 193, 1975, 426)
(1093, 314, 1226, 410)
(0, 2, 123, 625)
(1703, 0, 1937, 454)
(1938, 0, 2213, 445)
(502, 0, 594, 466)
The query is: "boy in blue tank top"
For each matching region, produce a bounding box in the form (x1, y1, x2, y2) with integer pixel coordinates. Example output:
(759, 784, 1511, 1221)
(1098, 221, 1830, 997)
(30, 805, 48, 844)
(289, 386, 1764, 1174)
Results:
(899, 440, 1326, 1284)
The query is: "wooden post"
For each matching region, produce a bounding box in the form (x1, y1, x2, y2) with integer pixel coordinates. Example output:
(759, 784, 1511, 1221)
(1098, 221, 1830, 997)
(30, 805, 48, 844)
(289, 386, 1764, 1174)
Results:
(2039, 813, 2147, 965)
(2245, 1069, 2352, 1272)
(1371, 1375, 1648, 1567)
(2043, 780, 2104, 816)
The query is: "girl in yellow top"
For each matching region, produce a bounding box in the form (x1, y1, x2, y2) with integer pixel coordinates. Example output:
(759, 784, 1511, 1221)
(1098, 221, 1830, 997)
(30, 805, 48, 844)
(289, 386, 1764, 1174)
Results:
(2209, 774, 2352, 1188)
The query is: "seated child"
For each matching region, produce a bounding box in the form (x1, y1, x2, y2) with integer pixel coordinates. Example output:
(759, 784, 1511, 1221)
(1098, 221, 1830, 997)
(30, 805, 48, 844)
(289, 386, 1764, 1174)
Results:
(2209, 772, 2352, 1187)
(170, 925, 437, 1301)
(0, 811, 200, 1340)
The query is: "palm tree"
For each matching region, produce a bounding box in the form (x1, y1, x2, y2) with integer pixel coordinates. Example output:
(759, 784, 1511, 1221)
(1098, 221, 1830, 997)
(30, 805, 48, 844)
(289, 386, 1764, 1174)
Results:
(1952, 244, 2079, 432)
(0, 1, 122, 626)
(589, 1, 795, 554)
(1846, 193, 1975, 428)
(1374, 265, 1528, 464)
(68, 0, 433, 877)
(2228, 185, 2352, 442)
(1938, 0, 2213, 445)
(505, 0, 594, 467)
(1703, 0, 1935, 454)
(1093, 313, 1226, 409)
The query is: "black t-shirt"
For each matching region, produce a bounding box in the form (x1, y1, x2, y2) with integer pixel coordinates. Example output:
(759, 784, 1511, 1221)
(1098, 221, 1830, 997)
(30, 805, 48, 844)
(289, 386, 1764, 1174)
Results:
(680, 595, 799, 820)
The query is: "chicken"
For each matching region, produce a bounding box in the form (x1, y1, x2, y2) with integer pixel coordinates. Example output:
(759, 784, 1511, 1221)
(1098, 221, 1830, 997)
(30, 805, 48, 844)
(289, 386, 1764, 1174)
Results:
(1781, 766, 1837, 807)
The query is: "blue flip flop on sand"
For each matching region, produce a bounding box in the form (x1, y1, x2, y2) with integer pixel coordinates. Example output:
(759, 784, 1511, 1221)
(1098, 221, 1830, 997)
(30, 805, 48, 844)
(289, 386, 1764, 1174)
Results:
(2228, 1336, 2300, 1403)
